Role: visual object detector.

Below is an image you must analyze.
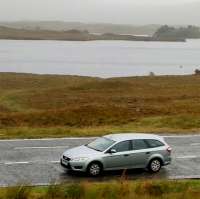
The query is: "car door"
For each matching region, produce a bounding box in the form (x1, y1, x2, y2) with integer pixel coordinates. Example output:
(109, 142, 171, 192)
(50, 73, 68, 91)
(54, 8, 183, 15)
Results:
(103, 140, 132, 169)
(128, 139, 151, 168)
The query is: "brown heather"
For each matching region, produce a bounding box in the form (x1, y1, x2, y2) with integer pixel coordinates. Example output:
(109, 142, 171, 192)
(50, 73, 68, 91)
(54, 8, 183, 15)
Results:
(1, 73, 200, 138)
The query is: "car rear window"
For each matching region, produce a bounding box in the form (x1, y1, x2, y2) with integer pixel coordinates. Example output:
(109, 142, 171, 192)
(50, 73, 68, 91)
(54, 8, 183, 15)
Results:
(132, 139, 148, 150)
(145, 139, 164, 148)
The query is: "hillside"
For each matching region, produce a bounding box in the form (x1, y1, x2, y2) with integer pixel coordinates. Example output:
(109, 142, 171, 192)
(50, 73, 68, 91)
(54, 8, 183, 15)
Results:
(0, 26, 96, 41)
(1, 73, 200, 138)
(0, 26, 184, 41)
(0, 21, 160, 36)
(153, 25, 200, 40)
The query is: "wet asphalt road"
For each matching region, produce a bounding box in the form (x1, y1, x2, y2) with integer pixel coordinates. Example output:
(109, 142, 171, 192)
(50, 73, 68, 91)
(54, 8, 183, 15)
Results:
(0, 135, 200, 186)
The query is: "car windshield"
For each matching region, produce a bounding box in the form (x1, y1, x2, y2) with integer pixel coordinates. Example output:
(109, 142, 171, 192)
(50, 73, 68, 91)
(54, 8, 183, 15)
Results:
(86, 137, 115, 152)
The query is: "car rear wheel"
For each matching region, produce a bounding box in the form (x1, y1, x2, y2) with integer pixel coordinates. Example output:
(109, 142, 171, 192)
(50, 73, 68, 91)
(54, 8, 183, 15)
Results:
(87, 162, 102, 176)
(148, 159, 162, 173)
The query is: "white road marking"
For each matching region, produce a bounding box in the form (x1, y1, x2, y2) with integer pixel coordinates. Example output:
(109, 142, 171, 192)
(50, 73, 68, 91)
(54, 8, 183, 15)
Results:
(0, 134, 200, 142)
(1, 174, 200, 187)
(191, 143, 200, 146)
(4, 161, 29, 165)
(0, 182, 59, 187)
(0, 137, 97, 142)
(2, 155, 199, 166)
(170, 175, 200, 179)
(164, 135, 200, 138)
(50, 160, 60, 163)
(177, 155, 198, 159)
(1, 160, 60, 165)
(14, 146, 69, 150)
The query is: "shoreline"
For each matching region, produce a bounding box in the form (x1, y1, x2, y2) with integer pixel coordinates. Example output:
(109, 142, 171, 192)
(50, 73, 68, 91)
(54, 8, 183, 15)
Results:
(0, 26, 185, 42)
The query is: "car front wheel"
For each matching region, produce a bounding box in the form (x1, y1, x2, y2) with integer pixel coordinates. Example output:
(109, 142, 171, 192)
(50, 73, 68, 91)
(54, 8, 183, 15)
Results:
(148, 159, 162, 173)
(87, 162, 102, 176)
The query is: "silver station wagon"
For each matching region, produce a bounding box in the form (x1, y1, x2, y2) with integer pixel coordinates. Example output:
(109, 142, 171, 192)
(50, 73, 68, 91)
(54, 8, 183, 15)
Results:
(60, 133, 172, 176)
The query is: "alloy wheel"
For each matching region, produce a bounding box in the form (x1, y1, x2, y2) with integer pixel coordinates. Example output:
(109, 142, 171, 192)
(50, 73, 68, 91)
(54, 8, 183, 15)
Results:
(89, 163, 101, 176)
(150, 159, 161, 172)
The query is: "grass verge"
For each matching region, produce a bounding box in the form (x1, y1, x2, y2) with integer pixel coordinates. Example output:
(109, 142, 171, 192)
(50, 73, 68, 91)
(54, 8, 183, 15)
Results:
(1, 115, 200, 139)
(0, 180, 200, 199)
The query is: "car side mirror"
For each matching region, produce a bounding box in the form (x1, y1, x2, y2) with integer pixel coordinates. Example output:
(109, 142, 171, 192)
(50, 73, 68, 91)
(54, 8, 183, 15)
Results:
(110, 149, 117, 154)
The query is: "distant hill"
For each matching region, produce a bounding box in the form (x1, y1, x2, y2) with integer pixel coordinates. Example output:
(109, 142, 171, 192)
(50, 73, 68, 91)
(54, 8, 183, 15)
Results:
(0, 21, 160, 36)
(153, 25, 200, 40)
(0, 25, 184, 42)
(0, 26, 95, 41)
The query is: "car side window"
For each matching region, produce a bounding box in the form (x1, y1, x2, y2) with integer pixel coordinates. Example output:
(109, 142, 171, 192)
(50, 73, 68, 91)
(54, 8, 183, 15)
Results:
(111, 140, 131, 152)
(132, 139, 148, 150)
(145, 139, 164, 148)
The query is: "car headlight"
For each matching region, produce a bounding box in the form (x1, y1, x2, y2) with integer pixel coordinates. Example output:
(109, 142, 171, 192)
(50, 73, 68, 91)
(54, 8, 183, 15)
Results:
(72, 157, 89, 162)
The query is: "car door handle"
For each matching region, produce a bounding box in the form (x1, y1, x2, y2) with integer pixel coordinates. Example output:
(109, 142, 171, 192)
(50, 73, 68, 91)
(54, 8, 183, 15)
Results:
(146, 152, 150, 154)
(124, 154, 130, 157)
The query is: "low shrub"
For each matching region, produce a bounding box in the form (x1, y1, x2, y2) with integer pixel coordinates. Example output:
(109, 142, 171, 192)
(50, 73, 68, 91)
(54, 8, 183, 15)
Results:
(4, 185, 32, 199)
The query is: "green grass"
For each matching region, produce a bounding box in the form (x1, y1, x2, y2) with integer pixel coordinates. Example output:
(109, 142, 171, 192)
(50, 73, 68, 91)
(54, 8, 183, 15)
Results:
(0, 180, 200, 199)
(1, 73, 200, 138)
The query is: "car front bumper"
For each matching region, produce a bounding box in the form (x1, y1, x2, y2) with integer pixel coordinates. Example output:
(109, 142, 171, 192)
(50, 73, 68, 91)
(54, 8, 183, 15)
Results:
(60, 158, 87, 172)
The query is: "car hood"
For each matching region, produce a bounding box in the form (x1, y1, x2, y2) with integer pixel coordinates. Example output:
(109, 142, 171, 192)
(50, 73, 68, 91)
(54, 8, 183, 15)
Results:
(63, 145, 101, 159)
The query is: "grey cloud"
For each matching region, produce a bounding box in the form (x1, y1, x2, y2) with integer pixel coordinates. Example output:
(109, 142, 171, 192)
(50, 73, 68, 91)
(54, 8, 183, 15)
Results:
(0, 0, 199, 25)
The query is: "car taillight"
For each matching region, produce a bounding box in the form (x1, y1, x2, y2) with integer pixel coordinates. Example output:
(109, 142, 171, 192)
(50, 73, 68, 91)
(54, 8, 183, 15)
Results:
(167, 146, 172, 153)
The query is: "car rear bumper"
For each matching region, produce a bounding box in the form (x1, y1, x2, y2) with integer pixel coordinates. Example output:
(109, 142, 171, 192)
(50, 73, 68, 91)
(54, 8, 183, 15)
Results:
(163, 161, 171, 166)
(163, 156, 172, 166)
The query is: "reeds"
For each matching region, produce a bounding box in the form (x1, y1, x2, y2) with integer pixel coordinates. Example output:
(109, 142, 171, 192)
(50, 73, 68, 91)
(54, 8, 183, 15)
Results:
(0, 180, 199, 199)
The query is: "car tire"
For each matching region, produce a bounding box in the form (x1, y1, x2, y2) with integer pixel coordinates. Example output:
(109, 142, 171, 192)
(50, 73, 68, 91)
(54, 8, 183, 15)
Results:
(87, 162, 102, 177)
(148, 159, 162, 173)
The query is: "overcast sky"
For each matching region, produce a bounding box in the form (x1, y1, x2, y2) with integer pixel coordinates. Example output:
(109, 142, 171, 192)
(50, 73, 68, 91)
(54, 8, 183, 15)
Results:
(0, 0, 200, 25)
